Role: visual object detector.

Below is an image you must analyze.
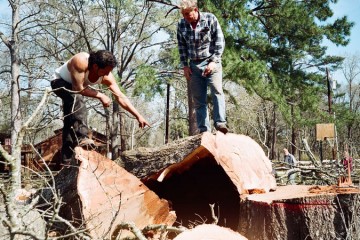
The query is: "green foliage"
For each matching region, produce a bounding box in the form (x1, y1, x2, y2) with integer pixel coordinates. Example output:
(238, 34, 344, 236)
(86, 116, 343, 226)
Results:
(185, 0, 355, 153)
(323, 16, 354, 46)
(170, 119, 189, 139)
(133, 65, 164, 101)
(210, 0, 352, 129)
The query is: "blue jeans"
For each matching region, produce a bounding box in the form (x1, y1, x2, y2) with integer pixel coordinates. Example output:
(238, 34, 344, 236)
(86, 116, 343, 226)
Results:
(190, 60, 226, 133)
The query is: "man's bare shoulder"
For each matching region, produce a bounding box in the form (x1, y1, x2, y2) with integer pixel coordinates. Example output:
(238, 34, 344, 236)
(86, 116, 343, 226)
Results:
(69, 52, 89, 72)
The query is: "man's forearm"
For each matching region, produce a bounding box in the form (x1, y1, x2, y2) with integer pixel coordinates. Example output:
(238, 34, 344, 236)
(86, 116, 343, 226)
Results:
(79, 87, 103, 100)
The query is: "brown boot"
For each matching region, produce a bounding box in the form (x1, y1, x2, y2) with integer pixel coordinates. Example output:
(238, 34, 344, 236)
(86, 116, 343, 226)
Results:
(215, 123, 229, 134)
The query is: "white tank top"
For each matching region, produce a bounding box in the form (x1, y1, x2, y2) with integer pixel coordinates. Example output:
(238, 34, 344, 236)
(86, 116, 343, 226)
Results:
(52, 59, 103, 86)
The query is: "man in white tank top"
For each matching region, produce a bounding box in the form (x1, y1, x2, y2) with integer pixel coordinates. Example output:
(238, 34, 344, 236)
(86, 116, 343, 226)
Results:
(51, 50, 150, 166)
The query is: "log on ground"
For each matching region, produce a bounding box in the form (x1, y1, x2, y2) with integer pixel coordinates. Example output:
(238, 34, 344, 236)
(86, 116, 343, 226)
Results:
(136, 132, 276, 230)
(119, 134, 203, 179)
(38, 147, 176, 239)
(76, 147, 176, 239)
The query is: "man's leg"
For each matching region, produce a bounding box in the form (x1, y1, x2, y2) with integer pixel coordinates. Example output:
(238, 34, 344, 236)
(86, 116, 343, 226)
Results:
(51, 79, 74, 164)
(51, 79, 91, 164)
(61, 123, 74, 164)
(71, 95, 96, 148)
(70, 94, 90, 141)
(190, 61, 210, 133)
(209, 62, 227, 133)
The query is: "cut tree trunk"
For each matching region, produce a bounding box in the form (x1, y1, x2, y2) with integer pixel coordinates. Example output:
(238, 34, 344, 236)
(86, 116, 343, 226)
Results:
(36, 131, 360, 240)
(238, 185, 360, 240)
(38, 147, 176, 239)
(119, 133, 204, 179)
(121, 132, 277, 230)
(121, 132, 277, 194)
(0, 191, 46, 240)
(121, 132, 360, 239)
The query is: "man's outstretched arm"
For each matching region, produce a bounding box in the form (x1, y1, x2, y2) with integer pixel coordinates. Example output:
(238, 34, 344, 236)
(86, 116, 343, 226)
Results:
(102, 73, 150, 128)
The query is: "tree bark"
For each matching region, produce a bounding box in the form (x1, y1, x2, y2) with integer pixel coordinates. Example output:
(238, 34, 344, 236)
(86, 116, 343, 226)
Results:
(119, 134, 203, 179)
(121, 132, 276, 230)
(111, 102, 121, 159)
(38, 147, 176, 238)
(8, 0, 22, 189)
(187, 79, 197, 136)
(290, 104, 296, 155)
(271, 104, 277, 160)
(238, 185, 360, 240)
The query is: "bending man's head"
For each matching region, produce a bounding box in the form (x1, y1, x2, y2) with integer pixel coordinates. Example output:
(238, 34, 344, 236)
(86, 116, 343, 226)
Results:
(88, 50, 117, 69)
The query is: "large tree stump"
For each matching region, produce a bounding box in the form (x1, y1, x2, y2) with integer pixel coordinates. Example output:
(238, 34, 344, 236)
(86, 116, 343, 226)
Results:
(238, 185, 360, 240)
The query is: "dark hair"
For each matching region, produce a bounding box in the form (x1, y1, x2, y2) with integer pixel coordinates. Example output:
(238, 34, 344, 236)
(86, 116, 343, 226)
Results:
(88, 50, 117, 69)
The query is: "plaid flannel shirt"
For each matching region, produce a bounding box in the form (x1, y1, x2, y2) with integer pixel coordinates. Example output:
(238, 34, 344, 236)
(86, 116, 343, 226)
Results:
(177, 12, 225, 67)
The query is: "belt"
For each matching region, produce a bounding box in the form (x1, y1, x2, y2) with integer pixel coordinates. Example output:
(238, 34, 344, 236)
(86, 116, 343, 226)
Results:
(190, 58, 210, 63)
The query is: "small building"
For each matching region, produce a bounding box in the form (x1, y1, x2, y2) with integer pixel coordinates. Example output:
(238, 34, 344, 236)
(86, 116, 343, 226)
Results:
(33, 129, 108, 171)
(0, 129, 107, 172)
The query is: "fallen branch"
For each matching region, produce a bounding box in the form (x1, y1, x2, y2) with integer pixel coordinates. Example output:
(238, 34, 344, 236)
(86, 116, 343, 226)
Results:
(302, 138, 321, 168)
(112, 222, 147, 240)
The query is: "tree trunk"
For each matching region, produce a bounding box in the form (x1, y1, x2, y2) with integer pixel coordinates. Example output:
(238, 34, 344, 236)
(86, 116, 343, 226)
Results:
(121, 132, 276, 230)
(120, 111, 127, 152)
(111, 102, 121, 159)
(238, 185, 360, 240)
(165, 83, 170, 144)
(105, 108, 111, 158)
(271, 104, 277, 160)
(8, 0, 22, 190)
(119, 134, 203, 179)
(291, 105, 296, 155)
(0, 197, 46, 239)
(187, 79, 197, 136)
(174, 224, 247, 240)
(38, 147, 176, 238)
(37, 132, 360, 239)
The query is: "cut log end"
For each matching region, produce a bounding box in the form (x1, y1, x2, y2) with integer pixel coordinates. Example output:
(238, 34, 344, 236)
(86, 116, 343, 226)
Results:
(239, 185, 360, 240)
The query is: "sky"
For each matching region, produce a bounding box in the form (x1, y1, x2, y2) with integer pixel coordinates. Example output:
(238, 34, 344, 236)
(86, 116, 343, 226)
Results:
(0, 0, 359, 84)
(325, 0, 360, 55)
(325, 1, 360, 84)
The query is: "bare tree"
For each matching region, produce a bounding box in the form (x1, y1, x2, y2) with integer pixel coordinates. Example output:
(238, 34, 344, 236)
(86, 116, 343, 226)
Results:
(341, 53, 360, 141)
(29, 0, 178, 158)
(0, 0, 23, 189)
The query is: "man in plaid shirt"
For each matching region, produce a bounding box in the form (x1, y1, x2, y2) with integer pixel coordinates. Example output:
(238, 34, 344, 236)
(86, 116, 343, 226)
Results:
(177, 0, 228, 134)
